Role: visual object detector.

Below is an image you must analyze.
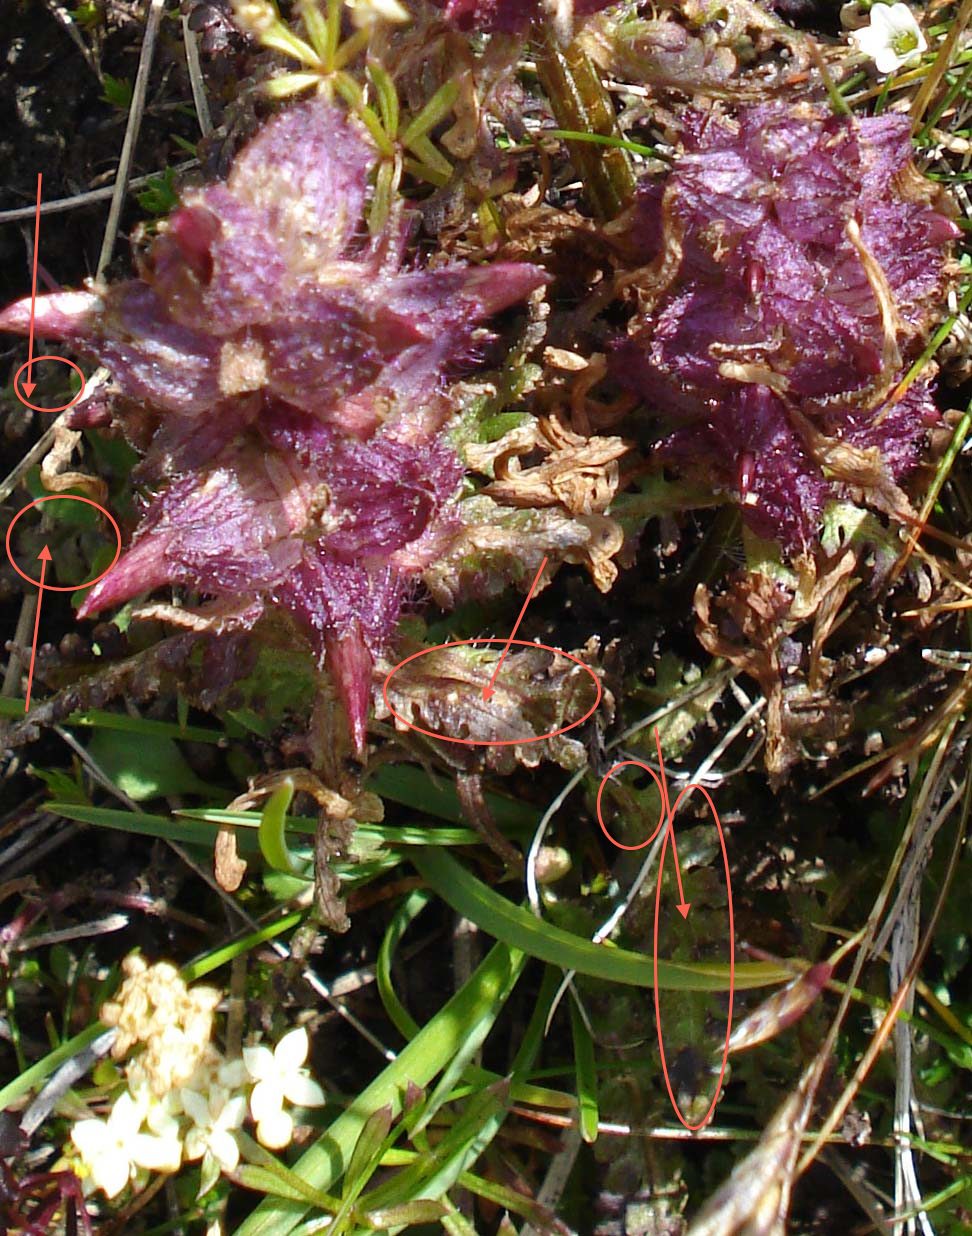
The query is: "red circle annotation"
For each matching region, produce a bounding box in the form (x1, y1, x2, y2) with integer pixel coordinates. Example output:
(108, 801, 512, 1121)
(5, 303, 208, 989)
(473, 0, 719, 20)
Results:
(13, 355, 86, 414)
(382, 637, 602, 748)
(5, 495, 122, 591)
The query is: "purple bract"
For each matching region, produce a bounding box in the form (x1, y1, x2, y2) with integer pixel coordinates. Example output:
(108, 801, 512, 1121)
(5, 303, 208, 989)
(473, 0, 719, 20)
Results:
(614, 103, 958, 550)
(0, 102, 547, 748)
(429, 0, 614, 34)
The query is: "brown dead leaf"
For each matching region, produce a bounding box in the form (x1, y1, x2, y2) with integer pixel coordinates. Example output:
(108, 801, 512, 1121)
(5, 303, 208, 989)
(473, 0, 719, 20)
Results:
(464, 415, 629, 517)
(425, 494, 624, 605)
(214, 824, 246, 892)
(40, 418, 108, 503)
(687, 1063, 817, 1236)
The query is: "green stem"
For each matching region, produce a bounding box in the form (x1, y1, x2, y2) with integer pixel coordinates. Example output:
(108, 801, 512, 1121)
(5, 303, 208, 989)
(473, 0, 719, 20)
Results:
(533, 30, 634, 221)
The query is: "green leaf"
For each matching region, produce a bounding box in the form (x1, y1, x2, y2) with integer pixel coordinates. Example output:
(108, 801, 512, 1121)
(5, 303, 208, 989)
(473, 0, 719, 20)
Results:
(236, 1131, 340, 1210)
(412, 846, 790, 992)
(29, 764, 88, 805)
(257, 778, 302, 875)
(0, 697, 222, 743)
(85, 730, 216, 802)
(400, 80, 458, 147)
(136, 167, 179, 216)
(367, 61, 399, 138)
(377, 889, 429, 1041)
(362, 1200, 448, 1228)
(359, 1081, 509, 1216)
(569, 994, 599, 1143)
(367, 763, 534, 833)
(48, 802, 253, 850)
(345, 1105, 394, 1198)
(100, 73, 133, 109)
(198, 1149, 221, 1199)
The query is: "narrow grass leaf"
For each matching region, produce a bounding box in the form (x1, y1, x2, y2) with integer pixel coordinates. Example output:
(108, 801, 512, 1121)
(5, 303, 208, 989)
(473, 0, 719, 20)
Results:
(569, 994, 599, 1143)
(412, 847, 790, 991)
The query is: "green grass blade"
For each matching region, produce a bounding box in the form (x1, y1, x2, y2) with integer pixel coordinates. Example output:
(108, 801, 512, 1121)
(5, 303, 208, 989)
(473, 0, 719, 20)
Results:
(569, 994, 599, 1143)
(376, 889, 429, 1041)
(367, 763, 535, 832)
(412, 846, 789, 991)
(0, 697, 222, 742)
(181, 806, 479, 847)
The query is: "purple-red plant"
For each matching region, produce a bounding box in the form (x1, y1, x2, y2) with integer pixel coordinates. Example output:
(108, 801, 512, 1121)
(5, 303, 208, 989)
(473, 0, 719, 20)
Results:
(429, 0, 613, 34)
(0, 102, 547, 748)
(614, 103, 958, 550)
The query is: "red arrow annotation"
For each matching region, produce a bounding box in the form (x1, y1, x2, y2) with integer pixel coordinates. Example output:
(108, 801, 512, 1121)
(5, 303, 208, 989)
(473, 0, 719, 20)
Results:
(22, 174, 43, 401)
(482, 555, 548, 702)
(597, 727, 734, 1129)
(652, 727, 691, 919)
(24, 545, 51, 712)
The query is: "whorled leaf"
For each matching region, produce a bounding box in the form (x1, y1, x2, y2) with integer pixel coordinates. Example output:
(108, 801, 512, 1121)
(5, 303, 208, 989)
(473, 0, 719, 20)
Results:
(378, 639, 605, 773)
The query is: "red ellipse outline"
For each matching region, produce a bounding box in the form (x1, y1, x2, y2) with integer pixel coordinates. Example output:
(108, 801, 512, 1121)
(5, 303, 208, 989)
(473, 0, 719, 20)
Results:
(596, 759, 670, 851)
(13, 356, 86, 413)
(653, 776, 734, 1132)
(382, 637, 602, 748)
(5, 495, 122, 592)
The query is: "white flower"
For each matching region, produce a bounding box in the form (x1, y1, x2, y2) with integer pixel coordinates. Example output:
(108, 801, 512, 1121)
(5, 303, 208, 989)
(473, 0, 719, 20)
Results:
(71, 1090, 182, 1199)
(181, 1084, 248, 1173)
(850, 3, 927, 74)
(346, 0, 411, 26)
(243, 1027, 325, 1149)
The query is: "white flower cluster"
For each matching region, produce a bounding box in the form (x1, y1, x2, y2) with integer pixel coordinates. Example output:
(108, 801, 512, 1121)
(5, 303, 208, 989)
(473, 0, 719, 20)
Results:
(69, 956, 325, 1201)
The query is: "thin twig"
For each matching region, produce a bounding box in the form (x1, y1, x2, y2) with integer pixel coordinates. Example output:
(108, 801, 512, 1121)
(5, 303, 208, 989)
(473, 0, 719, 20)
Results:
(181, 12, 213, 138)
(0, 162, 199, 225)
(2, 595, 37, 700)
(42, 0, 103, 84)
(97, 0, 167, 276)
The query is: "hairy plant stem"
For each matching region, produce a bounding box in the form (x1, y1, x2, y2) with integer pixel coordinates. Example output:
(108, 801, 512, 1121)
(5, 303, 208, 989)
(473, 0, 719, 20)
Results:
(533, 30, 634, 221)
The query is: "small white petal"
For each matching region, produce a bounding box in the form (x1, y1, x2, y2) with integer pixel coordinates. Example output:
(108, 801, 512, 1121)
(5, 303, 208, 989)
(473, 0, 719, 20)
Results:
(249, 1078, 286, 1124)
(181, 1088, 212, 1128)
(274, 1027, 309, 1072)
(184, 1127, 207, 1162)
(145, 1099, 182, 1140)
(216, 1094, 249, 1132)
(209, 1128, 241, 1173)
(242, 1043, 274, 1082)
(218, 1058, 247, 1090)
(256, 1107, 294, 1150)
(282, 1072, 325, 1109)
(94, 1153, 132, 1199)
(132, 1132, 182, 1173)
(109, 1091, 145, 1137)
(71, 1119, 110, 1162)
